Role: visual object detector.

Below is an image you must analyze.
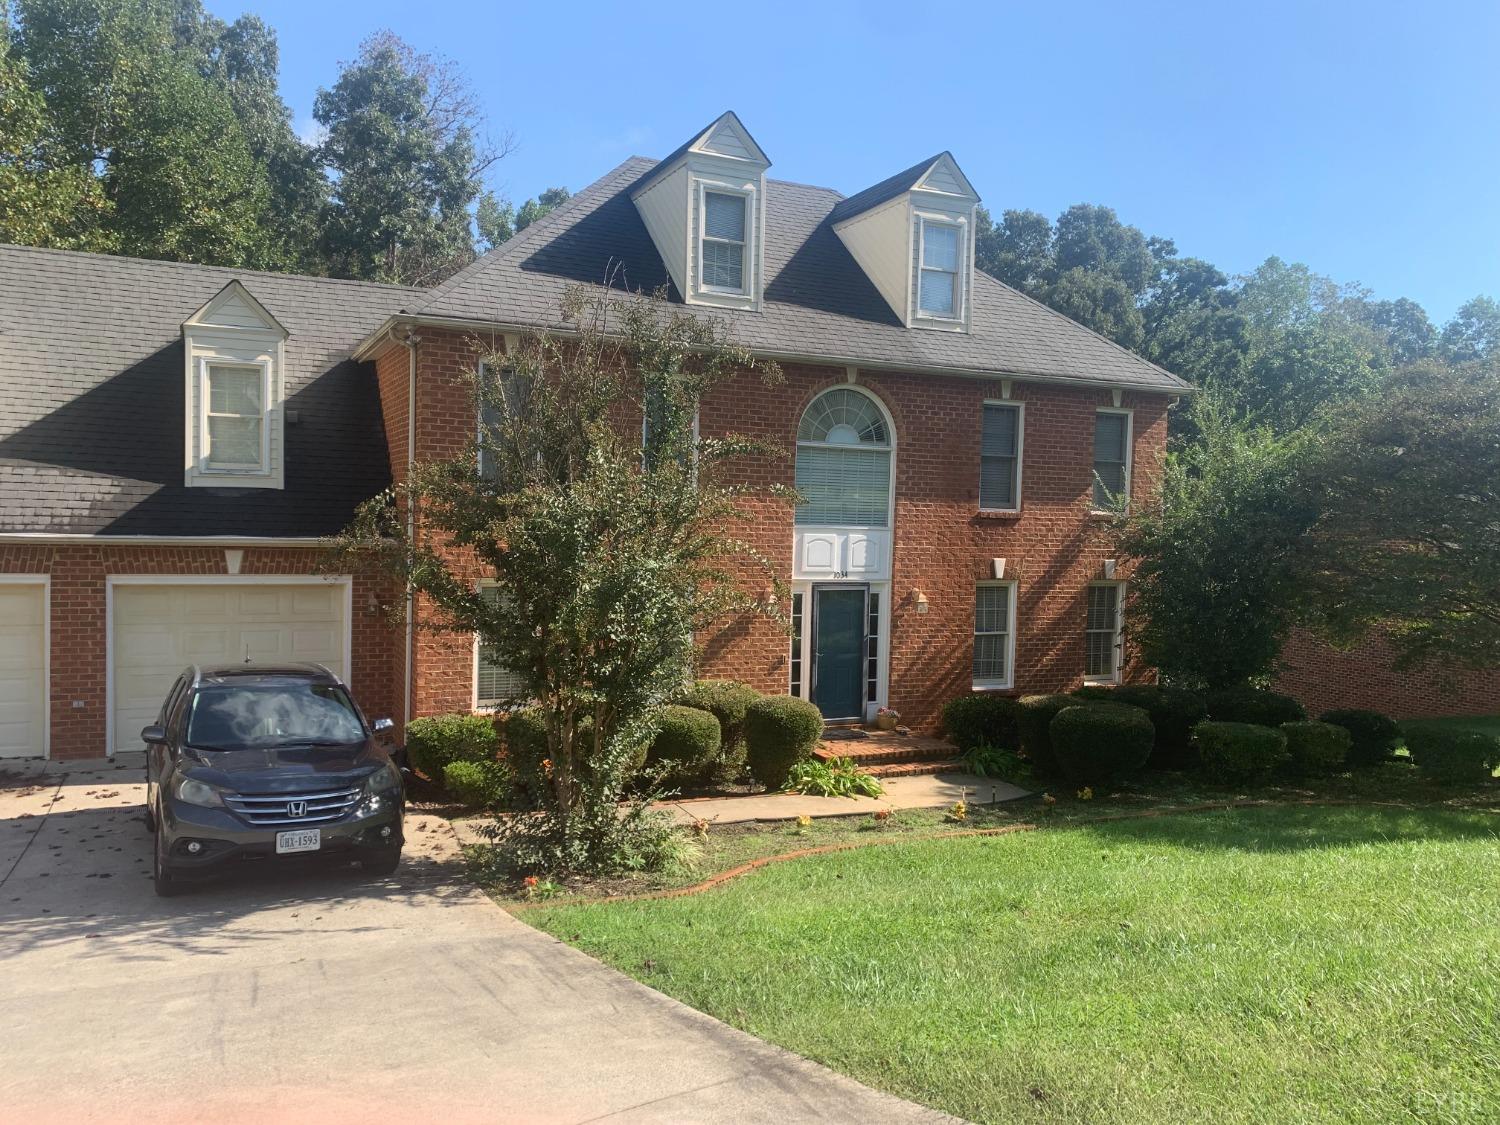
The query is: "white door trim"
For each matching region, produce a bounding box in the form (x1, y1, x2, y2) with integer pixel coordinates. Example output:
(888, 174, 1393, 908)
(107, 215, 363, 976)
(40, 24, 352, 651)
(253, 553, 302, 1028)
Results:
(0, 575, 50, 759)
(104, 575, 352, 758)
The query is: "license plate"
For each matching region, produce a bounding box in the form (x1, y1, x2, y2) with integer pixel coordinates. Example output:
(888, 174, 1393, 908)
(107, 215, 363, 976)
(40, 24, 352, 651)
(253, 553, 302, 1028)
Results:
(276, 828, 321, 854)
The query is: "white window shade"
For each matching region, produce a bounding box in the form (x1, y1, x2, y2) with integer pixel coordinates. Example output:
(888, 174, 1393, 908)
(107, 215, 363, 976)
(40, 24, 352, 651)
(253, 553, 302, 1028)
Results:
(1093, 412, 1131, 508)
(205, 364, 265, 469)
(795, 446, 891, 526)
(701, 191, 747, 291)
(918, 220, 961, 317)
(980, 404, 1020, 509)
(1085, 583, 1122, 680)
(973, 584, 1013, 686)
(476, 585, 528, 707)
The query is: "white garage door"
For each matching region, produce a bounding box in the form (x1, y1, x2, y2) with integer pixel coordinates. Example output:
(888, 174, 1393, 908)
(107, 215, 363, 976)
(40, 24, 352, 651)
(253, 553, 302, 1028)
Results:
(0, 583, 47, 759)
(111, 580, 348, 754)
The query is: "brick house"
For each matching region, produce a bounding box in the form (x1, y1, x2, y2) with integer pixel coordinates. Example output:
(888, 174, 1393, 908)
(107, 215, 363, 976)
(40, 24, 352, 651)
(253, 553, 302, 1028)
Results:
(0, 112, 1191, 761)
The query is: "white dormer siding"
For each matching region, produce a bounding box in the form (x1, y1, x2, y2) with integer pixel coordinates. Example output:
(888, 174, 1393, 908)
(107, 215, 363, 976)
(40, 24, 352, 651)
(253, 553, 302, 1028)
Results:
(181, 280, 288, 490)
(631, 111, 770, 311)
(833, 152, 980, 333)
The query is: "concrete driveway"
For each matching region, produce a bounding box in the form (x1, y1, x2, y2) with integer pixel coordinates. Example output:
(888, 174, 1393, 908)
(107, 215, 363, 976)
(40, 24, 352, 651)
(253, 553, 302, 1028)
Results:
(0, 757, 952, 1125)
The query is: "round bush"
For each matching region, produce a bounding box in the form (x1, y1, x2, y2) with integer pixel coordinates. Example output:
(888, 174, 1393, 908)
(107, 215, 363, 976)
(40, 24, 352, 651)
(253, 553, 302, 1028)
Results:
(680, 680, 761, 778)
(1280, 721, 1352, 777)
(1205, 686, 1307, 727)
(744, 695, 825, 789)
(1049, 703, 1154, 786)
(647, 704, 723, 782)
(1194, 721, 1289, 784)
(1403, 725, 1499, 783)
(942, 694, 1021, 753)
(405, 713, 499, 784)
(1320, 708, 1401, 768)
(1070, 685, 1117, 703)
(1112, 684, 1208, 769)
(441, 759, 513, 809)
(1017, 694, 1075, 774)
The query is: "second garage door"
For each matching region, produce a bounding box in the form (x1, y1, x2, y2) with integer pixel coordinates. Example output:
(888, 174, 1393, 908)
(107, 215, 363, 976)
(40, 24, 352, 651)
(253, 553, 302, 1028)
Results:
(111, 580, 348, 754)
(0, 582, 47, 758)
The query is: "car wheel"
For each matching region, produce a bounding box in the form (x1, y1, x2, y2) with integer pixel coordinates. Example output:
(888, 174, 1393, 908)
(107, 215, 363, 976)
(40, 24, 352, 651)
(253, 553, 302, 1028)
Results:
(362, 848, 401, 878)
(152, 820, 185, 898)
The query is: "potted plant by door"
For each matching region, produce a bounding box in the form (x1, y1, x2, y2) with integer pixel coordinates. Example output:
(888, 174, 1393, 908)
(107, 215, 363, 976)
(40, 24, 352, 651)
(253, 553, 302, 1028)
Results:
(875, 706, 901, 731)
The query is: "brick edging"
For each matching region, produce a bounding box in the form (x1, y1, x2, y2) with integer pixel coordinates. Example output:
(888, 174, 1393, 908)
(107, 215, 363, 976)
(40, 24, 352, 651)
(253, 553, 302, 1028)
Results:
(508, 797, 1445, 911)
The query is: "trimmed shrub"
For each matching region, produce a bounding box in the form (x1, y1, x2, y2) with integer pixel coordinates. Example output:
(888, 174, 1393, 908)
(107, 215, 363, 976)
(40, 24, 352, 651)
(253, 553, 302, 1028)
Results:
(1194, 721, 1289, 784)
(1049, 703, 1154, 786)
(405, 713, 499, 784)
(1205, 685, 1307, 727)
(1111, 684, 1208, 769)
(1281, 721, 1352, 777)
(1017, 694, 1075, 774)
(1070, 685, 1117, 703)
(442, 759, 513, 809)
(1403, 725, 1499, 783)
(745, 695, 825, 789)
(942, 694, 1021, 753)
(1320, 708, 1402, 768)
(647, 705, 722, 782)
(680, 680, 760, 779)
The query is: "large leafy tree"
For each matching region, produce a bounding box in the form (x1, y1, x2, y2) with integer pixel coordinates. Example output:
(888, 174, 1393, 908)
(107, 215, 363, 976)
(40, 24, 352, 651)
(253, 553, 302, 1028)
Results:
(476, 185, 571, 251)
(1439, 296, 1500, 364)
(315, 32, 508, 284)
(329, 287, 785, 874)
(1299, 358, 1500, 669)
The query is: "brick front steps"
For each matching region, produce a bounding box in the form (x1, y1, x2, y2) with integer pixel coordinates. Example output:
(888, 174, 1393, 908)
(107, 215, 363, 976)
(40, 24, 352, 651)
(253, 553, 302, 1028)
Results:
(814, 729, 962, 777)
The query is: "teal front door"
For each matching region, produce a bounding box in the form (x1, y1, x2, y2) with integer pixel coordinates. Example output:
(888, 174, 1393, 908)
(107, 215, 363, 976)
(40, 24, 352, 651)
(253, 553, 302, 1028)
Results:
(812, 586, 867, 720)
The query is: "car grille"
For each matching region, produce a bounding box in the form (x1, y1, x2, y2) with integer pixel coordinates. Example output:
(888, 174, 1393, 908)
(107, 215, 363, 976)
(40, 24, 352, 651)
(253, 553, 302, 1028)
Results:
(223, 786, 362, 826)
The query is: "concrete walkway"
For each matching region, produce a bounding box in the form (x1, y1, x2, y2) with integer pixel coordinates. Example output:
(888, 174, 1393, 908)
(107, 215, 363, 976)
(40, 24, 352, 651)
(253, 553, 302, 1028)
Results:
(662, 771, 1030, 826)
(0, 757, 955, 1124)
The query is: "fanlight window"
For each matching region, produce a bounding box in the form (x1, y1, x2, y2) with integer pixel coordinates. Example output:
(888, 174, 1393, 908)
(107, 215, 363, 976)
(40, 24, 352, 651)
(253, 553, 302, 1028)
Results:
(795, 388, 892, 527)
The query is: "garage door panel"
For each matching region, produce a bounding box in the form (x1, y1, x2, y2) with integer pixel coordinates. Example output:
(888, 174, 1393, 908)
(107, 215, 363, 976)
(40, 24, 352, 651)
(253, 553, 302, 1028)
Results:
(112, 582, 347, 755)
(0, 584, 46, 758)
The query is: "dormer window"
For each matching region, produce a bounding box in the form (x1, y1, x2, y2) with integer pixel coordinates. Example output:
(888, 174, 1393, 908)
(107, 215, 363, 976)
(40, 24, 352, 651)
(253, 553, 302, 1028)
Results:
(631, 112, 770, 310)
(918, 218, 963, 318)
(701, 190, 748, 293)
(203, 362, 270, 472)
(181, 280, 287, 489)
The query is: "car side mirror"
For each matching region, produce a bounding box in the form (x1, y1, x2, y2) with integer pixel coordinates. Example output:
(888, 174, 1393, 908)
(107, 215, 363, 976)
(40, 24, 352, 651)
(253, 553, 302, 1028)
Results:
(372, 717, 395, 734)
(140, 724, 168, 745)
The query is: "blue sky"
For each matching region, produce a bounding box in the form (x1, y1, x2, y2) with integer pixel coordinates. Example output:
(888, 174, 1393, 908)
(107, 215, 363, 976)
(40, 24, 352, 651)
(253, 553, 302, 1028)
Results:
(209, 0, 1499, 322)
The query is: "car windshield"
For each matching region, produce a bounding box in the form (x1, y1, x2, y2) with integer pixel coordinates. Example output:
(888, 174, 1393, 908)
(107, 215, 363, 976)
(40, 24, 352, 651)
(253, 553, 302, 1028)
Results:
(185, 683, 365, 750)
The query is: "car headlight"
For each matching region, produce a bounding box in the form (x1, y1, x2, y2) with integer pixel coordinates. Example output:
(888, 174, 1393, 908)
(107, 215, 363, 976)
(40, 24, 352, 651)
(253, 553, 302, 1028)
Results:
(174, 776, 225, 808)
(365, 763, 402, 795)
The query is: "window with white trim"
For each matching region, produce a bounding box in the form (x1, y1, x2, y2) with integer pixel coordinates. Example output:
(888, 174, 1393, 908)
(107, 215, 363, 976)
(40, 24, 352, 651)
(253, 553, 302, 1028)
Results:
(475, 583, 527, 708)
(980, 403, 1022, 510)
(700, 190, 748, 293)
(973, 582, 1016, 689)
(917, 218, 963, 318)
(794, 387, 892, 527)
(203, 362, 269, 472)
(1093, 410, 1132, 510)
(1084, 583, 1124, 683)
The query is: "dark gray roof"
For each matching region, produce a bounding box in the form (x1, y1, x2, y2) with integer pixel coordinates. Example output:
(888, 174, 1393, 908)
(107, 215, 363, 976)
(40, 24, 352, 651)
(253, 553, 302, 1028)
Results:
(413, 157, 1188, 392)
(826, 153, 948, 225)
(0, 244, 417, 536)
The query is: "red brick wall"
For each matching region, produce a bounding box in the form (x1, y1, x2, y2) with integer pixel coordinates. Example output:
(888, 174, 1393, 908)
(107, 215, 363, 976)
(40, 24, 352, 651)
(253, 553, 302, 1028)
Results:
(1276, 629, 1500, 719)
(0, 545, 402, 759)
(399, 329, 1171, 733)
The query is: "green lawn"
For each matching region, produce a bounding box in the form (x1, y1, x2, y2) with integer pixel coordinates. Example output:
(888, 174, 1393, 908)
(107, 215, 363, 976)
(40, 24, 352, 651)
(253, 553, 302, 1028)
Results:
(530, 805, 1500, 1124)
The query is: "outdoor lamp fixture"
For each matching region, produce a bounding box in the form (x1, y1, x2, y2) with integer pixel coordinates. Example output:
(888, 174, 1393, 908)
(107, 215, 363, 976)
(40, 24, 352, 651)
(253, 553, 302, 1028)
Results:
(912, 589, 929, 614)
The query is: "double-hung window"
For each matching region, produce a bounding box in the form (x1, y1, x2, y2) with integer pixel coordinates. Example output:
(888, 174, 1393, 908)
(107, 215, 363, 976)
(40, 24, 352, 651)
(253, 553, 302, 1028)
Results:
(1084, 583, 1124, 683)
(973, 583, 1016, 689)
(700, 190, 747, 292)
(475, 583, 527, 709)
(1092, 409, 1132, 510)
(918, 219, 962, 318)
(203, 362, 268, 472)
(980, 402, 1023, 511)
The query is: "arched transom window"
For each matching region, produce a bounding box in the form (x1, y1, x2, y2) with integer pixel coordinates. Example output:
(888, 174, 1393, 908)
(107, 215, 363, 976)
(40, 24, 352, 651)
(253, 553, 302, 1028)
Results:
(795, 387, 893, 527)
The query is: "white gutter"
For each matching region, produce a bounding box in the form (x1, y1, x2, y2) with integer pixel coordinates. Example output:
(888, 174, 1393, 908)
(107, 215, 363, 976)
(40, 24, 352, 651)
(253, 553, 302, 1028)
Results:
(352, 313, 1194, 396)
(0, 533, 328, 545)
(399, 327, 420, 733)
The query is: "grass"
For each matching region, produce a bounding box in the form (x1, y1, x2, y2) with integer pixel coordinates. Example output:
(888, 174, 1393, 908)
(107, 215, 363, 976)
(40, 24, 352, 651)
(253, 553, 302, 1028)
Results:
(529, 803, 1500, 1123)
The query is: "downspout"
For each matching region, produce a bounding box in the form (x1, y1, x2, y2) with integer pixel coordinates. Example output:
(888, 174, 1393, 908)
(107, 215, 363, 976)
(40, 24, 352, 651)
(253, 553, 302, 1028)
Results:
(400, 328, 421, 733)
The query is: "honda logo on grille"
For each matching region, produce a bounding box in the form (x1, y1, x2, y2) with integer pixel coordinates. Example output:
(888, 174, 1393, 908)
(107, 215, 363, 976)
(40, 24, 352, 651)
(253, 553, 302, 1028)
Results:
(287, 799, 308, 818)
